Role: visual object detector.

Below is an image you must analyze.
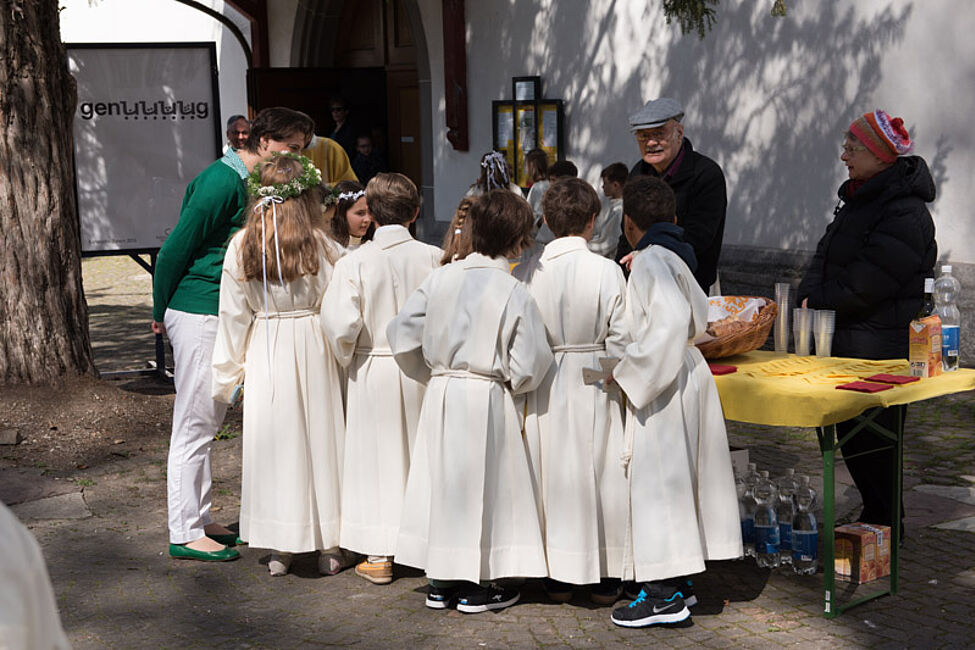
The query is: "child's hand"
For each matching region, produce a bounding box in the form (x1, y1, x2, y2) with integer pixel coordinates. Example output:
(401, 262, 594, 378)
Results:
(620, 252, 635, 271)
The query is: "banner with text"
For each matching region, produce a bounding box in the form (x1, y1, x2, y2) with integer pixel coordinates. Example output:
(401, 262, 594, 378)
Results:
(68, 44, 221, 253)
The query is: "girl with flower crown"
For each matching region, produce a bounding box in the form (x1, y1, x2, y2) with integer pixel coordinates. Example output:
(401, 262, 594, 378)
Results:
(327, 180, 374, 252)
(211, 152, 354, 577)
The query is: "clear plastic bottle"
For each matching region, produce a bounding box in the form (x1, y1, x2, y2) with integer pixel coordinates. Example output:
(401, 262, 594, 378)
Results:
(776, 469, 798, 565)
(753, 471, 781, 568)
(933, 265, 961, 372)
(791, 475, 818, 575)
(740, 463, 760, 558)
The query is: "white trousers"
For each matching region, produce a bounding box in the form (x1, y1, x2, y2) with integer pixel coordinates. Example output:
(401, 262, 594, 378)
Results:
(164, 309, 228, 544)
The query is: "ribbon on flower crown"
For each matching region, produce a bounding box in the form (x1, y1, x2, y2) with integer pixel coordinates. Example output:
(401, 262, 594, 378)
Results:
(254, 195, 286, 378)
(480, 151, 510, 190)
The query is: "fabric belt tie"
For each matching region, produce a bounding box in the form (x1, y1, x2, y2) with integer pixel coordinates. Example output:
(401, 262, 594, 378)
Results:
(354, 347, 394, 357)
(551, 343, 605, 353)
(430, 368, 502, 382)
(255, 309, 317, 319)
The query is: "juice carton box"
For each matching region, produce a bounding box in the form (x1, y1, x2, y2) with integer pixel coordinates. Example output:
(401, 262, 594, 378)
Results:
(909, 315, 942, 378)
(835, 523, 891, 584)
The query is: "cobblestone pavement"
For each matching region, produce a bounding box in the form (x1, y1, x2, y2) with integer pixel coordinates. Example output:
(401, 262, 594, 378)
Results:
(11, 257, 975, 648)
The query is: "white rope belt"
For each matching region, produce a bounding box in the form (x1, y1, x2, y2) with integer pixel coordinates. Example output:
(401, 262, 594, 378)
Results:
(254, 308, 317, 319)
(551, 343, 605, 353)
(354, 347, 394, 357)
(430, 368, 502, 382)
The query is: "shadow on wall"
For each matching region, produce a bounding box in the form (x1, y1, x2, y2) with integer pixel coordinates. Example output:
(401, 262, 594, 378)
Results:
(486, 2, 951, 255)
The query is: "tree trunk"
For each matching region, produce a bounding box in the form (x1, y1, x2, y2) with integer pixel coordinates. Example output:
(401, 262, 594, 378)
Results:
(0, 0, 94, 383)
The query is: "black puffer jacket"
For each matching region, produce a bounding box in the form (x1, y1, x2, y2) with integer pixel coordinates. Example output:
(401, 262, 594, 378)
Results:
(797, 156, 937, 360)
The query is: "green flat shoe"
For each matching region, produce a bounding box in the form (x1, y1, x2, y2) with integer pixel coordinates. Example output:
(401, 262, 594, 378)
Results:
(206, 532, 242, 546)
(169, 543, 240, 562)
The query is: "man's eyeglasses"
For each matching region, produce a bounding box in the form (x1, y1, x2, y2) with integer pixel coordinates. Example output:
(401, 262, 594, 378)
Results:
(635, 129, 671, 144)
(230, 130, 249, 136)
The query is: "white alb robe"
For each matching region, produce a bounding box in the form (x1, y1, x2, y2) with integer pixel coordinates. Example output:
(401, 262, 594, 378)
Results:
(320, 224, 442, 556)
(515, 237, 630, 584)
(588, 197, 622, 258)
(387, 253, 554, 582)
(613, 245, 743, 582)
(211, 232, 345, 553)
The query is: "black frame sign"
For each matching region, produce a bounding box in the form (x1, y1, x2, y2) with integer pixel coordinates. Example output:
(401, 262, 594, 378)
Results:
(67, 42, 223, 256)
(492, 76, 565, 187)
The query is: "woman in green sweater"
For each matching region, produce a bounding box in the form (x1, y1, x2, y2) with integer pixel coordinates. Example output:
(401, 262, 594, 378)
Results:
(152, 107, 315, 561)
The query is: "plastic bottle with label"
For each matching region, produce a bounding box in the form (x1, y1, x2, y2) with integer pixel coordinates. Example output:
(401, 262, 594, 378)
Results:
(791, 475, 818, 576)
(753, 471, 781, 568)
(740, 463, 760, 558)
(933, 265, 961, 371)
(776, 469, 798, 565)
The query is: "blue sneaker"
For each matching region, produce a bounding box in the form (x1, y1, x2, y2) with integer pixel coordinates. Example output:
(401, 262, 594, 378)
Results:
(610, 582, 690, 628)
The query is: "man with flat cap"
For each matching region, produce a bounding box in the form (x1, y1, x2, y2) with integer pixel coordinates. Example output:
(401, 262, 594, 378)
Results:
(615, 97, 727, 294)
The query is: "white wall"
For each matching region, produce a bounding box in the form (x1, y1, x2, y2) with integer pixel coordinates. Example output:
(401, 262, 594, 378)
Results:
(59, 0, 251, 134)
(420, 0, 974, 262)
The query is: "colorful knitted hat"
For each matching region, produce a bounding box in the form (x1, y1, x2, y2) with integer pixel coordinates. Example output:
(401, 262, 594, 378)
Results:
(848, 110, 913, 163)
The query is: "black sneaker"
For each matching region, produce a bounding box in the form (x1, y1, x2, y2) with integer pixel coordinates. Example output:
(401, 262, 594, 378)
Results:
(425, 583, 459, 609)
(666, 577, 697, 607)
(456, 584, 520, 614)
(610, 583, 690, 628)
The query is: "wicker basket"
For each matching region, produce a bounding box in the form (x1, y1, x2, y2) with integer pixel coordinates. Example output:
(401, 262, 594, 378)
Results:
(696, 297, 778, 360)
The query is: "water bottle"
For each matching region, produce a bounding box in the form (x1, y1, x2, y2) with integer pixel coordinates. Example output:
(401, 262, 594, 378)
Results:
(791, 475, 818, 575)
(753, 471, 781, 568)
(740, 463, 760, 558)
(776, 469, 798, 565)
(933, 265, 961, 372)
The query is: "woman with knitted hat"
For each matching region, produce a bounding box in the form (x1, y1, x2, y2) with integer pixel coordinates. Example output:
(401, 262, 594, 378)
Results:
(797, 109, 937, 536)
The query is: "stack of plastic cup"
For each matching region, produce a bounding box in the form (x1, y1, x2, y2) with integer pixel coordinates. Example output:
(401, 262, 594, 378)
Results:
(814, 309, 835, 357)
(793, 308, 814, 356)
(774, 283, 791, 353)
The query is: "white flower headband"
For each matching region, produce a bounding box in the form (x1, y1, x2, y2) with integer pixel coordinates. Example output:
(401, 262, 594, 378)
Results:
(337, 190, 365, 202)
(480, 150, 511, 190)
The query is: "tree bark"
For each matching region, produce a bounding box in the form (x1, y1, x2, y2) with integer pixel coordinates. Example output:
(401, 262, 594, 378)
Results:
(0, 0, 95, 383)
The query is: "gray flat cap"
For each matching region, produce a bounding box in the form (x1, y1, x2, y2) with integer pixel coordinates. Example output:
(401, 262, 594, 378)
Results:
(628, 98, 684, 131)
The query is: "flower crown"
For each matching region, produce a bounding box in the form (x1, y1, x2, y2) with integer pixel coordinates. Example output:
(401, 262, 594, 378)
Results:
(247, 152, 323, 200)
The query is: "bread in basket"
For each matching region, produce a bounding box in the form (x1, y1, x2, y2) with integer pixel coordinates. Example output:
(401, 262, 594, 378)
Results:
(696, 296, 778, 360)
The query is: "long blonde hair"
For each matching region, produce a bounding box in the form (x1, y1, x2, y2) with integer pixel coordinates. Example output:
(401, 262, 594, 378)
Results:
(240, 155, 336, 282)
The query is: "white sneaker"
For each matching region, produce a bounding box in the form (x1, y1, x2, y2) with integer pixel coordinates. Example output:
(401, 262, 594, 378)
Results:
(268, 553, 292, 576)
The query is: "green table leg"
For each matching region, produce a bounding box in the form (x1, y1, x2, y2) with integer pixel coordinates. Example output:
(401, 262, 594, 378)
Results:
(818, 423, 837, 618)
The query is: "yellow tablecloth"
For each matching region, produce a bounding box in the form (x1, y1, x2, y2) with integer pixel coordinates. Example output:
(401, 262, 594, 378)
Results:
(713, 350, 975, 427)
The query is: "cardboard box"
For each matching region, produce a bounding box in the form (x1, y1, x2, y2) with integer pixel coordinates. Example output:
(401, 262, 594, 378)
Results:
(729, 446, 749, 479)
(834, 523, 891, 584)
(909, 316, 942, 378)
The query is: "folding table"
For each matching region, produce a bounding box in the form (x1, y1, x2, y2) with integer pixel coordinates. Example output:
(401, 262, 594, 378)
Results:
(711, 350, 975, 617)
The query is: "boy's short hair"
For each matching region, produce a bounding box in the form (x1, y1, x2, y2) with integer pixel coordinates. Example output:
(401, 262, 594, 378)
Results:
(548, 160, 578, 179)
(469, 190, 533, 258)
(365, 172, 420, 225)
(622, 176, 677, 230)
(600, 162, 629, 185)
(542, 178, 601, 237)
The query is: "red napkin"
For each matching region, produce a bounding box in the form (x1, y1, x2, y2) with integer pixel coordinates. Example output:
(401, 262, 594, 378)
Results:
(836, 381, 893, 393)
(709, 364, 738, 376)
(865, 373, 920, 385)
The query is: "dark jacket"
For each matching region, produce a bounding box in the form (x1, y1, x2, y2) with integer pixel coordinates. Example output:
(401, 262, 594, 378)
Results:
(797, 156, 937, 360)
(616, 138, 727, 292)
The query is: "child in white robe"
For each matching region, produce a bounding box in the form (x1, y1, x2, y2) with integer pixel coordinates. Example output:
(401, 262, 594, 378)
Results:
(327, 180, 374, 253)
(609, 175, 741, 628)
(211, 153, 349, 577)
(387, 189, 554, 614)
(320, 172, 442, 585)
(514, 178, 629, 605)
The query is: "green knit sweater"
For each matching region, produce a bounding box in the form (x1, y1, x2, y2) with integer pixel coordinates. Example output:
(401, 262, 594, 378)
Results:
(152, 159, 248, 322)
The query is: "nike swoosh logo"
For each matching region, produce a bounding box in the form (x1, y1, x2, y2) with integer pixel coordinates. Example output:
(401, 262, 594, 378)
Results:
(653, 603, 676, 613)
